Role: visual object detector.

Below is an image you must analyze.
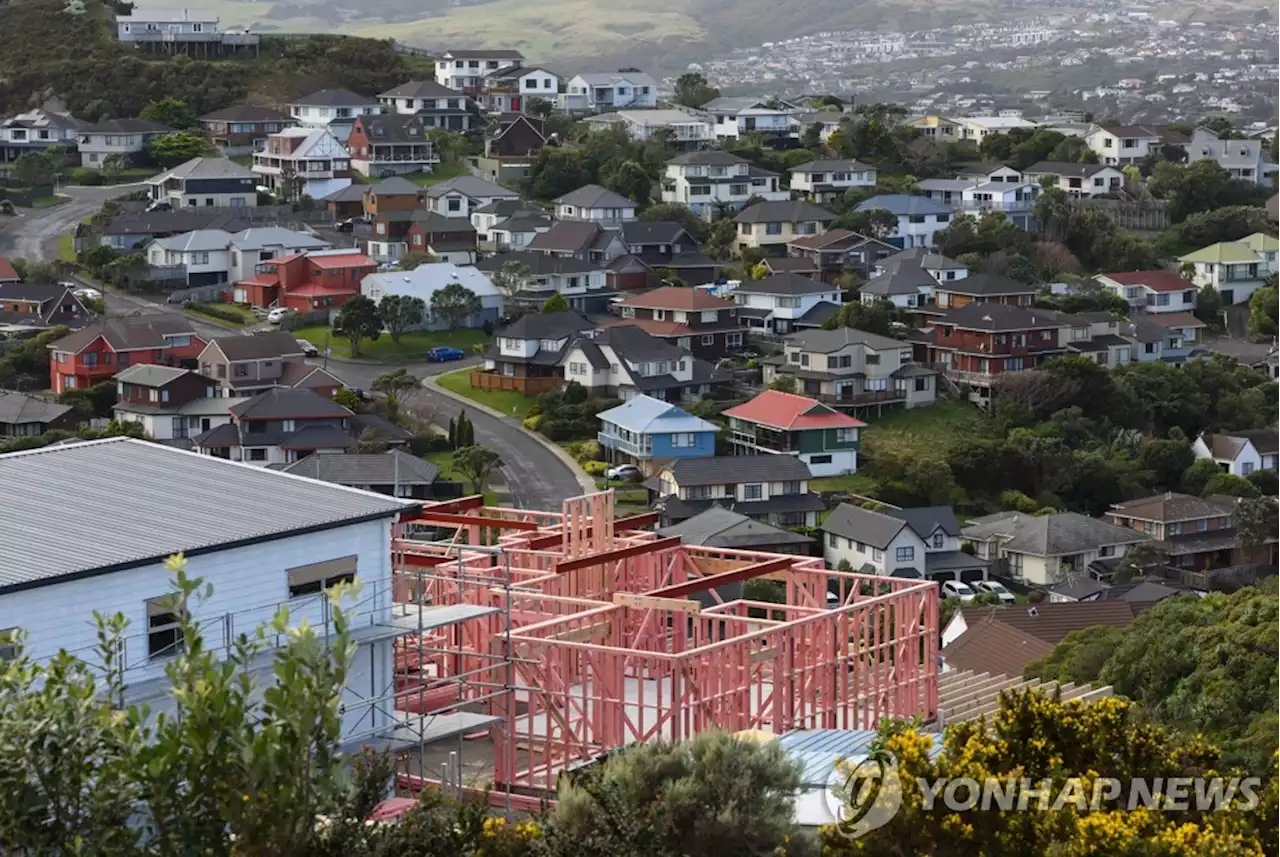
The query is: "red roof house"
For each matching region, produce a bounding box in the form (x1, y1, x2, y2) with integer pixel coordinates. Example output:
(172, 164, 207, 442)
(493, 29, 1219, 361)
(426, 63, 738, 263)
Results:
(0, 255, 20, 284)
(47, 316, 205, 394)
(233, 249, 378, 311)
(1097, 270, 1198, 314)
(722, 390, 866, 476)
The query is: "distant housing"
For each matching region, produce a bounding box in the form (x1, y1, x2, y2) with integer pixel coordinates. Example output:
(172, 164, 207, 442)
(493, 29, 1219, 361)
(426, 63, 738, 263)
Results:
(115, 8, 259, 56)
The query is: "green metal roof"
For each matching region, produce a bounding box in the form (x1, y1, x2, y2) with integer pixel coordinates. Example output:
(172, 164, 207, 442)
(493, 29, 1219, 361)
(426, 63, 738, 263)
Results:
(1178, 242, 1261, 264)
(1238, 232, 1279, 253)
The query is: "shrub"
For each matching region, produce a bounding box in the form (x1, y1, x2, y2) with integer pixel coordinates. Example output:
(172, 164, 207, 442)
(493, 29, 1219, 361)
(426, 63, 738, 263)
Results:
(572, 440, 602, 463)
(408, 432, 452, 455)
(77, 169, 104, 186)
(522, 415, 542, 432)
(184, 302, 244, 324)
(582, 460, 608, 476)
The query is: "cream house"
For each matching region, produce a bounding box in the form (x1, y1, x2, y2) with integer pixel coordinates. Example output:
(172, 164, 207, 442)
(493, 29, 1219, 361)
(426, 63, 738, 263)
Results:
(762, 327, 938, 411)
(962, 511, 1151, 586)
(734, 200, 836, 253)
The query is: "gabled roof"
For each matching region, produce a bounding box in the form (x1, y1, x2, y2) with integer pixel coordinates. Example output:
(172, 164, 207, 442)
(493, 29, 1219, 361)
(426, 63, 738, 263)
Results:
(486, 65, 558, 80)
(938, 302, 1062, 332)
(1100, 270, 1192, 293)
(662, 454, 812, 486)
(370, 175, 422, 196)
(1024, 160, 1115, 178)
(82, 118, 172, 134)
(764, 257, 821, 275)
(936, 273, 1034, 296)
(113, 364, 193, 387)
(1108, 491, 1237, 523)
(787, 228, 880, 252)
(666, 150, 752, 167)
(150, 156, 255, 183)
(861, 265, 937, 296)
(208, 330, 304, 361)
(658, 506, 812, 549)
(597, 395, 720, 435)
(379, 79, 463, 100)
(293, 88, 376, 106)
(722, 390, 865, 431)
(49, 315, 197, 355)
(854, 194, 951, 217)
(526, 220, 608, 254)
(735, 200, 836, 224)
(1200, 428, 1279, 459)
(279, 449, 439, 485)
(0, 391, 72, 427)
(582, 324, 685, 362)
(498, 310, 593, 340)
(555, 184, 635, 210)
(0, 255, 18, 282)
(822, 503, 907, 549)
(878, 246, 966, 272)
(230, 388, 352, 421)
(785, 326, 905, 354)
(617, 286, 734, 311)
(353, 112, 431, 144)
(1179, 242, 1263, 264)
(474, 251, 597, 276)
(231, 227, 331, 252)
(200, 105, 291, 123)
(440, 48, 524, 59)
(886, 505, 961, 538)
(151, 228, 234, 253)
(619, 220, 690, 246)
(962, 511, 1151, 557)
(789, 158, 874, 174)
(422, 175, 517, 201)
(733, 273, 831, 296)
(942, 620, 1054, 676)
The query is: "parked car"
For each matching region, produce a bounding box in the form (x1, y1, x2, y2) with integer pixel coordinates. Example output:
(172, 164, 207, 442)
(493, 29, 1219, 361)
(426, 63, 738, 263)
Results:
(267, 307, 293, 324)
(426, 346, 466, 362)
(344, 387, 370, 402)
(73, 287, 101, 301)
(973, 580, 1016, 604)
(940, 580, 977, 603)
(335, 218, 355, 233)
(605, 464, 642, 481)
(295, 338, 319, 357)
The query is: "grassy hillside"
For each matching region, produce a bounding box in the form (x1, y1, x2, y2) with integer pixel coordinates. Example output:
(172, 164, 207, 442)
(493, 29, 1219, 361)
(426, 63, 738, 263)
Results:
(0, 0, 434, 119)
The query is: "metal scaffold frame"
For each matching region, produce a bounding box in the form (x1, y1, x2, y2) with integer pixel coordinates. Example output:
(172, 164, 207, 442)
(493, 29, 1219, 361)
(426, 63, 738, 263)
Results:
(386, 491, 940, 802)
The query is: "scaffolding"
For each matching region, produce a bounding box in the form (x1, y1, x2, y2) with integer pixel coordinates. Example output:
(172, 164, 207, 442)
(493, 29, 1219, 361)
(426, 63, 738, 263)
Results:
(384, 490, 941, 803)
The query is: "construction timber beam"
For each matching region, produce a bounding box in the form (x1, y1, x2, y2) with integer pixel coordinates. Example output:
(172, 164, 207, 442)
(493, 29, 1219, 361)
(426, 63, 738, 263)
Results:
(645, 556, 795, 599)
(553, 536, 682, 574)
(409, 511, 542, 531)
(399, 553, 456, 568)
(400, 496, 485, 519)
(523, 512, 661, 551)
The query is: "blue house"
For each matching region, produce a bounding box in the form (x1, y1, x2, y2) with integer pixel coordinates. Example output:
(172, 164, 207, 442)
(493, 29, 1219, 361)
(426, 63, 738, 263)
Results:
(597, 395, 719, 468)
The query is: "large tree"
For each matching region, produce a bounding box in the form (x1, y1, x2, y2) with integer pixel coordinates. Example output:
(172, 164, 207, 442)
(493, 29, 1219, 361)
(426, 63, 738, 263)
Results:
(147, 130, 216, 167)
(429, 282, 482, 330)
(332, 295, 382, 357)
(376, 294, 425, 343)
(138, 96, 196, 130)
(451, 445, 503, 494)
(672, 72, 720, 108)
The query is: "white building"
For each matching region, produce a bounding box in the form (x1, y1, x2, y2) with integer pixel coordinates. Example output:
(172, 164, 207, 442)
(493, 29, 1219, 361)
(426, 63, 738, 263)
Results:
(147, 157, 259, 209)
(434, 49, 524, 94)
(660, 150, 787, 218)
(553, 185, 637, 223)
(481, 67, 560, 115)
(78, 118, 173, 168)
(1096, 271, 1197, 315)
(730, 273, 841, 335)
(421, 175, 520, 219)
(1022, 161, 1125, 198)
(1192, 429, 1279, 477)
(560, 72, 659, 111)
(853, 195, 953, 249)
(115, 8, 257, 50)
(822, 504, 979, 582)
(0, 108, 87, 162)
(146, 229, 235, 286)
(700, 97, 801, 141)
(361, 264, 504, 331)
(287, 90, 380, 144)
(1178, 232, 1279, 306)
(1084, 123, 1180, 166)
(1187, 127, 1275, 185)
(788, 160, 877, 204)
(0, 437, 421, 746)
(955, 115, 1040, 141)
(252, 127, 352, 199)
(584, 110, 714, 146)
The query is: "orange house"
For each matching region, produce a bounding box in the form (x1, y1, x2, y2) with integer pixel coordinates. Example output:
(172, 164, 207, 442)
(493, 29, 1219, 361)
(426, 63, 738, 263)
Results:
(234, 249, 378, 311)
(47, 317, 206, 394)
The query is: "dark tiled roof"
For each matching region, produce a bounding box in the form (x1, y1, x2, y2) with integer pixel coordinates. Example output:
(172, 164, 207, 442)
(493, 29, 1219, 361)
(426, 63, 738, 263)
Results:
(939, 302, 1065, 332)
(765, 257, 821, 274)
(50, 316, 196, 354)
(359, 114, 432, 146)
(822, 503, 907, 548)
(83, 118, 172, 134)
(1201, 429, 1279, 458)
(379, 79, 461, 100)
(734, 272, 831, 296)
(1024, 160, 1112, 178)
(0, 391, 72, 426)
(943, 621, 1054, 676)
(499, 310, 593, 340)
(667, 150, 752, 167)
(785, 326, 904, 353)
(294, 89, 375, 106)
(963, 511, 1151, 556)
(658, 506, 813, 548)
(886, 505, 961, 538)
(661, 493, 826, 520)
(200, 105, 291, 123)
(619, 220, 690, 246)
(862, 265, 937, 296)
(474, 251, 599, 276)
(586, 324, 685, 362)
(664, 454, 812, 486)
(526, 221, 606, 254)
(938, 273, 1036, 296)
(209, 331, 304, 361)
(1108, 492, 1236, 523)
(280, 450, 438, 484)
(555, 184, 635, 210)
(230, 389, 352, 420)
(795, 301, 840, 327)
(735, 200, 836, 224)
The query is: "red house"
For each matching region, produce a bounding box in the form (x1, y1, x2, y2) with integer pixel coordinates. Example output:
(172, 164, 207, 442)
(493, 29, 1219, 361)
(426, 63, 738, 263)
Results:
(234, 249, 378, 311)
(917, 302, 1066, 399)
(47, 316, 205, 395)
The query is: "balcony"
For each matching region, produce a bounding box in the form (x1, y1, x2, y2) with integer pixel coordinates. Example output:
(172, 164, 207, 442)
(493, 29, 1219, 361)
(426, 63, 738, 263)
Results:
(597, 431, 651, 458)
(809, 389, 906, 406)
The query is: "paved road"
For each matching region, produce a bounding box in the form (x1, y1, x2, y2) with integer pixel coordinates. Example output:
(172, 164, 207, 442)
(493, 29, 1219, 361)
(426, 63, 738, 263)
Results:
(0, 184, 144, 261)
(323, 357, 584, 511)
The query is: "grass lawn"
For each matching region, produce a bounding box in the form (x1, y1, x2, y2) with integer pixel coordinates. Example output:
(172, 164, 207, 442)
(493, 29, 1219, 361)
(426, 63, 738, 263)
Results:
(436, 367, 537, 418)
(861, 400, 985, 463)
(229, 155, 254, 167)
(57, 233, 76, 263)
(30, 194, 67, 208)
(63, 166, 154, 184)
(425, 450, 500, 506)
(406, 162, 467, 187)
(184, 302, 254, 327)
(809, 472, 881, 495)
(290, 325, 490, 363)
(593, 479, 650, 507)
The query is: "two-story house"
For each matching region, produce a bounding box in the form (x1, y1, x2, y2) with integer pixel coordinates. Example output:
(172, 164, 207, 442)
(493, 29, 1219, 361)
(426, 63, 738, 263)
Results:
(148, 156, 258, 209)
(475, 310, 595, 395)
(560, 72, 659, 111)
(434, 49, 524, 95)
(473, 251, 610, 314)
(823, 504, 985, 582)
(853, 195, 952, 249)
(735, 200, 836, 255)
(376, 80, 474, 131)
(0, 282, 94, 333)
(526, 220, 626, 263)
(1049, 310, 1134, 367)
(422, 175, 519, 219)
(596, 395, 719, 472)
(762, 328, 938, 416)
(553, 185, 637, 223)
(362, 176, 422, 218)
(648, 454, 826, 528)
(615, 221, 719, 287)
(788, 160, 877, 204)
(933, 273, 1037, 309)
(489, 211, 555, 253)
(1085, 123, 1188, 166)
(48, 316, 205, 394)
(723, 389, 865, 476)
(115, 8, 257, 54)
(346, 113, 437, 178)
(277, 449, 444, 500)
(1192, 429, 1279, 478)
(146, 229, 236, 286)
(1187, 127, 1274, 185)
(1097, 270, 1197, 315)
(701, 96, 801, 141)
(861, 247, 969, 309)
(559, 324, 721, 402)
(482, 67, 559, 114)
(111, 364, 234, 442)
(1122, 317, 1206, 366)
(478, 114, 547, 184)
(0, 108, 88, 163)
(661, 151, 787, 218)
(472, 198, 546, 248)
(730, 273, 842, 335)
(919, 303, 1066, 400)
(0, 390, 75, 436)
(78, 118, 173, 168)
(964, 510, 1152, 586)
(192, 389, 363, 466)
(198, 105, 292, 156)
(235, 248, 376, 311)
(368, 209, 478, 265)
(587, 110, 715, 148)
(786, 229, 899, 283)
(197, 331, 341, 398)
(1179, 233, 1279, 306)
(287, 89, 379, 144)
(1022, 161, 1125, 198)
(97, 209, 252, 252)
(252, 127, 351, 199)
(612, 286, 743, 358)
(226, 227, 332, 284)
(1105, 492, 1275, 573)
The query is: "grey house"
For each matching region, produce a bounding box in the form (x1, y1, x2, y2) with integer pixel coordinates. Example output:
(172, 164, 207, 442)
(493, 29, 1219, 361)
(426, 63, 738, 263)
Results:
(148, 157, 259, 209)
(196, 332, 308, 397)
(278, 449, 442, 499)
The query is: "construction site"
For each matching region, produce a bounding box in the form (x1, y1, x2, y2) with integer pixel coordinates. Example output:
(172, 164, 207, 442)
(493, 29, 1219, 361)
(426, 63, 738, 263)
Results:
(372, 489, 944, 807)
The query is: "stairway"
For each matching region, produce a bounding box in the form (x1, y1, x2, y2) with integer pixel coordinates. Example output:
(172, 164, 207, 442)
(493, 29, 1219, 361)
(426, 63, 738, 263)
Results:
(927, 669, 1114, 730)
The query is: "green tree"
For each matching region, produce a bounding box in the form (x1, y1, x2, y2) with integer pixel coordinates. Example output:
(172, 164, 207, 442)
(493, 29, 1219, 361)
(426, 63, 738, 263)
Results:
(147, 130, 216, 167)
(57, 379, 117, 418)
(1148, 159, 1269, 222)
(672, 72, 720, 108)
(332, 295, 382, 357)
(1236, 496, 1279, 551)
(831, 207, 897, 239)
(138, 95, 196, 130)
(13, 150, 56, 187)
(428, 283, 481, 330)
(398, 252, 436, 271)
(638, 202, 710, 243)
(541, 292, 571, 313)
(1202, 471, 1260, 498)
(1245, 284, 1277, 341)
(427, 129, 467, 164)
(333, 387, 362, 411)
(371, 368, 419, 398)
(376, 294, 425, 343)
(452, 444, 502, 493)
(604, 159, 651, 204)
(1194, 283, 1223, 327)
(490, 260, 532, 298)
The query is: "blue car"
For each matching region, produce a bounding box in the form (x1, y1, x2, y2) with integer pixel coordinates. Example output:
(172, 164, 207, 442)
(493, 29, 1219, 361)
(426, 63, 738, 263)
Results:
(427, 346, 466, 362)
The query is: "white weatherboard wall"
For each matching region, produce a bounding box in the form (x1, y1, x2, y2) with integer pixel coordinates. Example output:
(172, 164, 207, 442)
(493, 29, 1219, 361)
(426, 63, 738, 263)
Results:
(0, 519, 395, 743)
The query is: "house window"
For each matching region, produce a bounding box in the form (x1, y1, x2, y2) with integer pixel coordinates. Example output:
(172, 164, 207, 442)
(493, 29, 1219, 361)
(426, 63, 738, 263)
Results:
(701, 334, 714, 346)
(872, 548, 884, 562)
(865, 353, 880, 365)
(914, 377, 928, 391)
(835, 428, 858, 443)
(1099, 545, 1115, 558)
(672, 432, 697, 448)
(780, 481, 801, 495)
(811, 454, 832, 464)
(932, 533, 944, 548)
(233, 364, 248, 377)
(1008, 552, 1024, 577)
(248, 448, 267, 461)
(895, 547, 914, 563)
(287, 555, 358, 598)
(743, 483, 763, 500)
(726, 332, 743, 347)
(1197, 518, 1209, 533)
(0, 628, 20, 661)
(146, 594, 186, 660)
(828, 532, 838, 547)
(765, 223, 783, 235)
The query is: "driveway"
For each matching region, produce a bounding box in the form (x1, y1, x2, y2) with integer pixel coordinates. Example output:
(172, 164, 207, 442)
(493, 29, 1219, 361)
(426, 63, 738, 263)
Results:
(322, 356, 585, 511)
(0, 184, 145, 261)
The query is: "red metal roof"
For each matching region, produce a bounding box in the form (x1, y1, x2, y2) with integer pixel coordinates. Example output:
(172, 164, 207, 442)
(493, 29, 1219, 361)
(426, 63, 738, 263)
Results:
(288, 282, 359, 297)
(617, 286, 735, 311)
(237, 274, 279, 287)
(598, 317, 690, 337)
(309, 252, 377, 270)
(1102, 270, 1192, 293)
(0, 255, 19, 282)
(722, 390, 866, 431)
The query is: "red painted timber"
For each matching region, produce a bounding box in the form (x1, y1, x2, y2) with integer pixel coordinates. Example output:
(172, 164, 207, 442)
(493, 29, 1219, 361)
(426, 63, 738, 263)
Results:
(553, 536, 683, 574)
(645, 556, 795, 599)
(410, 511, 542, 531)
(522, 512, 662, 551)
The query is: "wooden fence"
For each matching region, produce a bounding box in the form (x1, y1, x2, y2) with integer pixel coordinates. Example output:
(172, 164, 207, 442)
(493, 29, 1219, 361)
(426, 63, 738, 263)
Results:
(469, 371, 561, 396)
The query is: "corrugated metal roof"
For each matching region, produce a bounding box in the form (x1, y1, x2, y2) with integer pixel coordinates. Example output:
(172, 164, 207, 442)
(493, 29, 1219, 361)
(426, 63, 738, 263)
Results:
(0, 438, 416, 591)
(778, 729, 943, 786)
